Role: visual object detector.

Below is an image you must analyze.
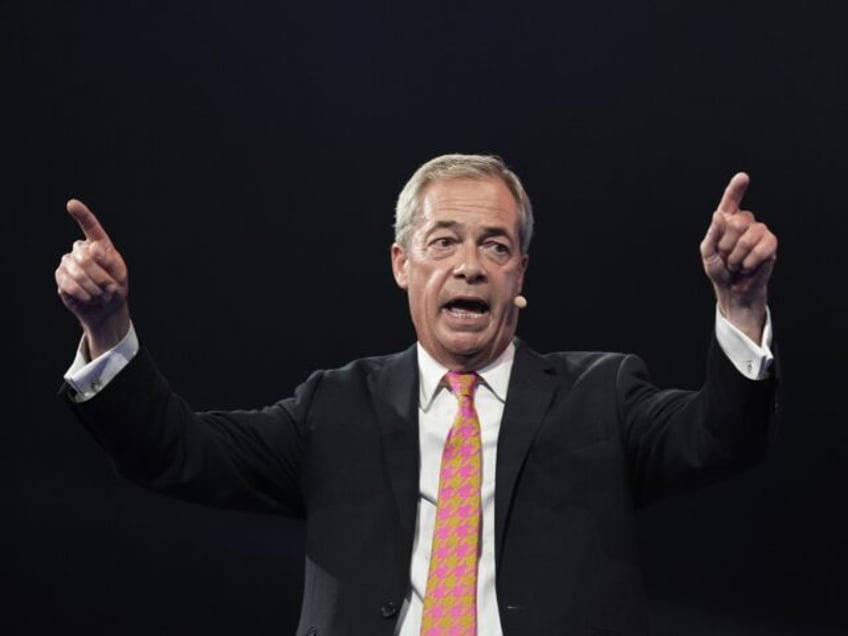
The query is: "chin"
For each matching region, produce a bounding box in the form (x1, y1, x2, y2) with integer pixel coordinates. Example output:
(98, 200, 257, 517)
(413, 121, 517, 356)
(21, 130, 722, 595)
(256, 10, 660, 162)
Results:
(440, 332, 488, 354)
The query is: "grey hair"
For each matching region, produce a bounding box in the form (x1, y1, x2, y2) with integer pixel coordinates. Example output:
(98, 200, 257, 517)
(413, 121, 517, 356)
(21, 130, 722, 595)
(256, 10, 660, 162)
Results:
(394, 153, 534, 253)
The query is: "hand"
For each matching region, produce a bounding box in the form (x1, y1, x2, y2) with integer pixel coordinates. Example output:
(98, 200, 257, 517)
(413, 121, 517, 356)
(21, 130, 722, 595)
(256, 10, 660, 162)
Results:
(700, 173, 778, 343)
(55, 199, 130, 358)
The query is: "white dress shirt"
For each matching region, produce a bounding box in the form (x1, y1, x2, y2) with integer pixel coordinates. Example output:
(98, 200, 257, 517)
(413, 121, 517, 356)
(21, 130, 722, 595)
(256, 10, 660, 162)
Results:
(395, 342, 514, 635)
(65, 308, 774, 636)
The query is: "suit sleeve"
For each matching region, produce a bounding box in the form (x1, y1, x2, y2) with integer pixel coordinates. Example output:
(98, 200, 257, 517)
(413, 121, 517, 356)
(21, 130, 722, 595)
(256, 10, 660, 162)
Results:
(618, 336, 779, 507)
(60, 346, 314, 517)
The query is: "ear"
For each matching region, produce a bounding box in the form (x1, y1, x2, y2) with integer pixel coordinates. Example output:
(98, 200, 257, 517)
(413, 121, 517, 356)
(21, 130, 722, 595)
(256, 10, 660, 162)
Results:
(391, 243, 409, 290)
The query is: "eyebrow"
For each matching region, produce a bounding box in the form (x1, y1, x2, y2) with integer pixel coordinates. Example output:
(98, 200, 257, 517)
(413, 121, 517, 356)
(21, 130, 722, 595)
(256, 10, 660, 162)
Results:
(479, 227, 512, 241)
(428, 220, 461, 234)
(426, 221, 514, 240)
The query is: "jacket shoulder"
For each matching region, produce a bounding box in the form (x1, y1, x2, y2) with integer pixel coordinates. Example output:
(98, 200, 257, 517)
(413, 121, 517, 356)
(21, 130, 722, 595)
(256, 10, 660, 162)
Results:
(519, 342, 633, 380)
(312, 346, 415, 384)
(279, 346, 416, 410)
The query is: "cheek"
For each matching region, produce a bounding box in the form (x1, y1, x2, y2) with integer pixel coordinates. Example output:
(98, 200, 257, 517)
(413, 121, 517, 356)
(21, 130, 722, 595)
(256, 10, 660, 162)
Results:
(497, 271, 520, 295)
(509, 264, 526, 290)
(418, 269, 447, 298)
(407, 271, 441, 312)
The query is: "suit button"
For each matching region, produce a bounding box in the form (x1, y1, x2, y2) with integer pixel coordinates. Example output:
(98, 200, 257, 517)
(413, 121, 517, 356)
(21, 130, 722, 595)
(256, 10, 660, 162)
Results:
(380, 601, 399, 618)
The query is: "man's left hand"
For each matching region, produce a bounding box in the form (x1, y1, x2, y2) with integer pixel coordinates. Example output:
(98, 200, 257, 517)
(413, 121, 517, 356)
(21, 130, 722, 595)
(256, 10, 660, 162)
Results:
(700, 172, 778, 343)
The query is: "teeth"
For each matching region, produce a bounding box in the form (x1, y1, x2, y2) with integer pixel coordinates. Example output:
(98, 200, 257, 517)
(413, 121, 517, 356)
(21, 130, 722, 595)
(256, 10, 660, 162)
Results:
(447, 307, 485, 317)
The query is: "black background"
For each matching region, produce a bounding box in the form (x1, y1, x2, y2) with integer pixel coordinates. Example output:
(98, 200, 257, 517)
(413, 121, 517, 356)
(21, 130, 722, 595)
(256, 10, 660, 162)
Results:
(7, 1, 848, 634)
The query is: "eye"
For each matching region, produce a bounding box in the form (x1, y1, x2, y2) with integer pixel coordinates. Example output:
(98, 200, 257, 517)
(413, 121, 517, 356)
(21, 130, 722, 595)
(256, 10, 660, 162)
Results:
(428, 235, 458, 251)
(484, 240, 511, 256)
(423, 234, 460, 258)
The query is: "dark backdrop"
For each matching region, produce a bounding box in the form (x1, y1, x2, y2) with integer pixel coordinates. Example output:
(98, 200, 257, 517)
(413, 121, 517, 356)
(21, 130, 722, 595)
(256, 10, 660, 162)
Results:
(8, 2, 848, 634)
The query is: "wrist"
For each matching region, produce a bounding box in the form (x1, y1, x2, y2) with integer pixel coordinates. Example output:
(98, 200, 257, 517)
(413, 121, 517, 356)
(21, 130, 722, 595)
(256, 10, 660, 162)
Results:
(83, 305, 131, 359)
(716, 296, 767, 344)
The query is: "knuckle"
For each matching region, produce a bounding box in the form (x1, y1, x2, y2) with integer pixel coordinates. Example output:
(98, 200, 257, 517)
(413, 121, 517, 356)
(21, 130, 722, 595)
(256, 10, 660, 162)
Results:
(65, 259, 81, 277)
(727, 216, 748, 232)
(745, 246, 766, 262)
(750, 222, 767, 237)
(72, 247, 92, 265)
(736, 236, 754, 251)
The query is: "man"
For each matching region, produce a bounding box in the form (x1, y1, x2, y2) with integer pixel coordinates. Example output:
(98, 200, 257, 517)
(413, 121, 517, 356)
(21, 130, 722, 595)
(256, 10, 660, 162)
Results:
(57, 154, 778, 635)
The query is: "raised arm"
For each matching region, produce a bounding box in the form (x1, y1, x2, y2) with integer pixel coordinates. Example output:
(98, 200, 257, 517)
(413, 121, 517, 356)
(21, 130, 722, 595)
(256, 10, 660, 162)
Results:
(55, 199, 130, 358)
(700, 173, 778, 343)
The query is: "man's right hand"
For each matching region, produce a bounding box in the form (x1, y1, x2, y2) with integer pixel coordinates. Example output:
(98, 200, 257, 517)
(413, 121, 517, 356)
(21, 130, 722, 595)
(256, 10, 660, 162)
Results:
(55, 199, 130, 359)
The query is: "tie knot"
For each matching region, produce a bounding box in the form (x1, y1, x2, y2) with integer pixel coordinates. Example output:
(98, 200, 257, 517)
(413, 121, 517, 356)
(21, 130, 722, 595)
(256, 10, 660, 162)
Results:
(445, 371, 478, 399)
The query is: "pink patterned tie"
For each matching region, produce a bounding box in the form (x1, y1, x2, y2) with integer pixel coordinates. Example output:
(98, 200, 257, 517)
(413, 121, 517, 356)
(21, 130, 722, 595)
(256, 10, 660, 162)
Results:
(421, 371, 482, 636)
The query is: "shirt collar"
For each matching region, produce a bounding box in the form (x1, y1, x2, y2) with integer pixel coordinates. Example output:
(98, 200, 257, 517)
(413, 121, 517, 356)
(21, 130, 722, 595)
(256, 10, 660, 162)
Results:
(416, 341, 516, 411)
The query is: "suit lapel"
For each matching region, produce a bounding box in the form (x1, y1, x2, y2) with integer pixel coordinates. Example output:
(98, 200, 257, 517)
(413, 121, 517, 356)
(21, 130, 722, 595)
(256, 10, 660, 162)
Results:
(494, 341, 562, 568)
(367, 342, 571, 577)
(369, 345, 420, 565)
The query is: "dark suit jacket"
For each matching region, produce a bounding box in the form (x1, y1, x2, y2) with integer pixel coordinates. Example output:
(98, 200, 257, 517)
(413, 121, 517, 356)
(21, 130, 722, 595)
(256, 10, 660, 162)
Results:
(62, 337, 776, 636)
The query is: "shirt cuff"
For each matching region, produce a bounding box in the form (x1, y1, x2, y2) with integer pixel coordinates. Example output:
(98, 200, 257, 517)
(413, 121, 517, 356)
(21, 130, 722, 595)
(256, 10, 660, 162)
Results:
(714, 305, 774, 380)
(64, 323, 140, 402)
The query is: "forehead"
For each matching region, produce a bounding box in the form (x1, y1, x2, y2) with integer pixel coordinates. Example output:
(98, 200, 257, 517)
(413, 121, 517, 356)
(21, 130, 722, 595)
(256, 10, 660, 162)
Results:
(417, 176, 520, 232)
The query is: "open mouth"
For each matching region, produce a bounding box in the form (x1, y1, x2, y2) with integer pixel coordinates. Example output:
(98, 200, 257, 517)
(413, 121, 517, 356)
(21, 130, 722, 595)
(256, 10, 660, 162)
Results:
(443, 298, 491, 317)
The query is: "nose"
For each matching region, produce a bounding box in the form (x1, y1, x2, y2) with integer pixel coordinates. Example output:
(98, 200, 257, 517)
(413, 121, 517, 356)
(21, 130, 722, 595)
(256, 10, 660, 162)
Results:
(453, 242, 486, 283)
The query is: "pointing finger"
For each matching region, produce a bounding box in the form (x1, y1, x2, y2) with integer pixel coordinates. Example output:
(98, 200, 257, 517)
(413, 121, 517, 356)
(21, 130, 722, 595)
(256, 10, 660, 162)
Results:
(66, 199, 112, 245)
(717, 172, 750, 215)
(700, 210, 726, 259)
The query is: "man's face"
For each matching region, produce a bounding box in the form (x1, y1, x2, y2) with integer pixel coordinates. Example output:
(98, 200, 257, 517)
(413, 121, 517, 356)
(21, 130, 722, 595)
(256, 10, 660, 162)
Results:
(391, 176, 528, 371)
